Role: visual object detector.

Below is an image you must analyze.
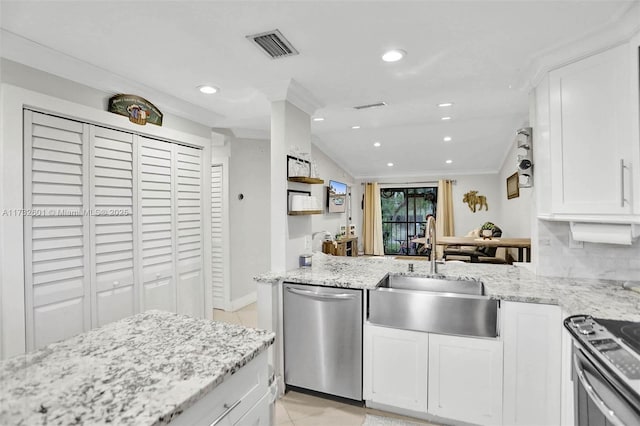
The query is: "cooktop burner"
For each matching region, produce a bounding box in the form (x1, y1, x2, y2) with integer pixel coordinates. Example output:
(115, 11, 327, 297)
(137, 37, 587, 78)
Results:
(597, 318, 640, 355)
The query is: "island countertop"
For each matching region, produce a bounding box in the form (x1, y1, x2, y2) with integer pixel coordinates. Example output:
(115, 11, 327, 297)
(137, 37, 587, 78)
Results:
(0, 310, 275, 425)
(255, 253, 640, 322)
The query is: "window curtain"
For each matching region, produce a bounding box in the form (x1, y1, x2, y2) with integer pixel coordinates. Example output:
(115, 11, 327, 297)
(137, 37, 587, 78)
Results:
(435, 179, 454, 258)
(362, 182, 384, 255)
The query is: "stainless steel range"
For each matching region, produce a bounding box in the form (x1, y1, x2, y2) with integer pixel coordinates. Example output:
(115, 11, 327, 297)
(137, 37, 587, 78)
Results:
(564, 315, 640, 426)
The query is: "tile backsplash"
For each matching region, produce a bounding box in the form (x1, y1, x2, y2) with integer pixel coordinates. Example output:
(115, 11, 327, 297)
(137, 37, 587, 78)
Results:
(537, 220, 640, 282)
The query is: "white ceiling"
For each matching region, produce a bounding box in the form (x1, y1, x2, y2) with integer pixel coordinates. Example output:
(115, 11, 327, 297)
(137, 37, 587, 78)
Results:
(1, 0, 637, 178)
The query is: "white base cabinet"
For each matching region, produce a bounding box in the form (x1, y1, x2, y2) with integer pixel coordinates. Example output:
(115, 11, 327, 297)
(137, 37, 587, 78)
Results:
(363, 323, 428, 412)
(171, 352, 271, 426)
(502, 301, 562, 426)
(428, 333, 503, 426)
(363, 323, 503, 425)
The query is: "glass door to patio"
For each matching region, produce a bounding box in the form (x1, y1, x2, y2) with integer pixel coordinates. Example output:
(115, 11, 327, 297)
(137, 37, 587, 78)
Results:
(380, 187, 437, 256)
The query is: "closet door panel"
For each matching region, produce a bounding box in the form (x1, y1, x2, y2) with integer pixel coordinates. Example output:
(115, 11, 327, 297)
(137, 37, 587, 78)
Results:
(90, 126, 137, 327)
(211, 164, 225, 308)
(24, 111, 91, 350)
(175, 146, 204, 318)
(139, 137, 176, 313)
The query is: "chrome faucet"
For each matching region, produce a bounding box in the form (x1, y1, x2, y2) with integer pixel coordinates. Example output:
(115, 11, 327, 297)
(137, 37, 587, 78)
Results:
(426, 216, 438, 274)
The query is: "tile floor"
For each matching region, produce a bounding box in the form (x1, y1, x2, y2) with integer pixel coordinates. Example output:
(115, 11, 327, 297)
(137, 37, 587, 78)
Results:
(213, 304, 439, 426)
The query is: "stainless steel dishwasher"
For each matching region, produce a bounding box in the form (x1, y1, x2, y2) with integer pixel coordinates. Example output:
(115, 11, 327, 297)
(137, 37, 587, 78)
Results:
(283, 282, 362, 401)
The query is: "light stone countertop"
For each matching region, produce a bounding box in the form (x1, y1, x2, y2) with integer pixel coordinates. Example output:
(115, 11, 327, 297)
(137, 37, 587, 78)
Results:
(0, 310, 275, 425)
(255, 253, 640, 322)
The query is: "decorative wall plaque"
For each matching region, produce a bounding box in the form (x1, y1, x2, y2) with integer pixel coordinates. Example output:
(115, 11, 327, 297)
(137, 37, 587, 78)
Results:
(108, 94, 163, 126)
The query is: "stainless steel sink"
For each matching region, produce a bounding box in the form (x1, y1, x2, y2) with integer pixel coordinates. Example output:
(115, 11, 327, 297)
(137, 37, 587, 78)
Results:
(377, 274, 484, 295)
(368, 274, 499, 338)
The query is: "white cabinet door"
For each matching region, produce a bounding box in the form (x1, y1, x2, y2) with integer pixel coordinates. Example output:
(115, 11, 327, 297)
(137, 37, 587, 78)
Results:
(174, 145, 204, 318)
(549, 43, 633, 214)
(502, 302, 562, 426)
(630, 33, 640, 215)
(428, 334, 503, 425)
(138, 137, 176, 313)
(24, 111, 91, 350)
(363, 323, 428, 412)
(90, 126, 137, 327)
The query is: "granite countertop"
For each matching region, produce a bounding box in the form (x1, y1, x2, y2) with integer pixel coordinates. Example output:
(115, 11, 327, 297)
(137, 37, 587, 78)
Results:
(255, 252, 640, 322)
(0, 310, 275, 425)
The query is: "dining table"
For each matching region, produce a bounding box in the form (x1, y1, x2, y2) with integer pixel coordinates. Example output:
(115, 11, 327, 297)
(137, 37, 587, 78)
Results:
(410, 236, 532, 262)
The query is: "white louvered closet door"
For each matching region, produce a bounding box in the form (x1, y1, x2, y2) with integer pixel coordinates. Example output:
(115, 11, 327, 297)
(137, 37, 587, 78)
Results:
(138, 137, 176, 313)
(24, 111, 90, 350)
(211, 164, 225, 309)
(90, 126, 137, 327)
(174, 145, 204, 318)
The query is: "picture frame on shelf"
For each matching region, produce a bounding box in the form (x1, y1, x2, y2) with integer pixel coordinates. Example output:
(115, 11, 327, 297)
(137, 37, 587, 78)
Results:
(507, 172, 520, 199)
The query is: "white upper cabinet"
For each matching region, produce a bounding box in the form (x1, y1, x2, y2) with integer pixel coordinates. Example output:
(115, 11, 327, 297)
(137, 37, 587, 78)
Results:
(549, 43, 634, 216)
(631, 32, 640, 215)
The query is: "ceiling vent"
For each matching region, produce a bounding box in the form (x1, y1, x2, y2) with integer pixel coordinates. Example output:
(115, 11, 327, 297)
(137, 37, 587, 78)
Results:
(353, 102, 387, 110)
(247, 29, 299, 59)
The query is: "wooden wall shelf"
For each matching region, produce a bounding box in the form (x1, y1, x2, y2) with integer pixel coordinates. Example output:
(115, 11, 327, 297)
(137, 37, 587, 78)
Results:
(288, 210, 323, 215)
(288, 177, 324, 184)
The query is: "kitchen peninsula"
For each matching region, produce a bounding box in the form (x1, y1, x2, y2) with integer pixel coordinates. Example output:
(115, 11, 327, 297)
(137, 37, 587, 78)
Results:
(256, 253, 640, 320)
(0, 311, 275, 425)
(256, 253, 640, 425)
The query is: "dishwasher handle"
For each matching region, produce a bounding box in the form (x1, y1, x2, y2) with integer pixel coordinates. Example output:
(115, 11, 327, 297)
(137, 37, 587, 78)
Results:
(573, 350, 625, 426)
(286, 287, 357, 300)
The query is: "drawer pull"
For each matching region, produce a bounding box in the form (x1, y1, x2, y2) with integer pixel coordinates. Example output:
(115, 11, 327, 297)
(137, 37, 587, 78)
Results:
(209, 400, 241, 426)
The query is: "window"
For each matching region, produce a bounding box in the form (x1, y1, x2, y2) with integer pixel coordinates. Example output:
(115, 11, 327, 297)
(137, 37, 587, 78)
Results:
(380, 187, 437, 256)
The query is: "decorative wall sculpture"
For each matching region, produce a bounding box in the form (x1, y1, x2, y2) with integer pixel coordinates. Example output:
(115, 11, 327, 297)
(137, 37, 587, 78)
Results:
(463, 190, 488, 212)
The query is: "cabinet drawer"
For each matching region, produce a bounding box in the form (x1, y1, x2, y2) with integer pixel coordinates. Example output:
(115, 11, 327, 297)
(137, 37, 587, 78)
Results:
(171, 352, 268, 426)
(234, 391, 272, 426)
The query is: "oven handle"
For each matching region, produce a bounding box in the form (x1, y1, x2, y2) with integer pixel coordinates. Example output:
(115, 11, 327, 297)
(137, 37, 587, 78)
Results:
(573, 351, 626, 426)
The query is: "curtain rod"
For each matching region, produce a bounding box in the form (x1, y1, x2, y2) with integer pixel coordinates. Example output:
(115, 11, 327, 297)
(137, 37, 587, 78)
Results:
(360, 180, 456, 185)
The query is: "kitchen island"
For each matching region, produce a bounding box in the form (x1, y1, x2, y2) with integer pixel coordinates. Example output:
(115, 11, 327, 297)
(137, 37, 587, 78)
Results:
(0, 310, 275, 425)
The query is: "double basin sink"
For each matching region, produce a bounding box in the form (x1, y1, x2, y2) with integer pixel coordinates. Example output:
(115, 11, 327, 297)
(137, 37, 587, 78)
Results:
(368, 274, 499, 338)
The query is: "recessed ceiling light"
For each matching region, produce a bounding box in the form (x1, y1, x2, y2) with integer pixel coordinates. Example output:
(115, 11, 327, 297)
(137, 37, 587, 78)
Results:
(446, 160, 453, 164)
(373, 142, 381, 147)
(387, 162, 394, 167)
(441, 116, 452, 121)
(443, 136, 452, 142)
(313, 117, 325, 122)
(198, 85, 218, 94)
(438, 102, 454, 107)
(352, 125, 361, 129)
(382, 49, 406, 62)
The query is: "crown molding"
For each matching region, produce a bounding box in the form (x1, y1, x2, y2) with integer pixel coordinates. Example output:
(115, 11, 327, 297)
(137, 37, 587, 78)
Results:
(524, 2, 640, 90)
(261, 78, 324, 116)
(0, 29, 225, 127)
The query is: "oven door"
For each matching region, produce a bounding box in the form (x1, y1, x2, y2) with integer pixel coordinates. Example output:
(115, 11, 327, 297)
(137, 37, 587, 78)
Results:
(573, 344, 640, 426)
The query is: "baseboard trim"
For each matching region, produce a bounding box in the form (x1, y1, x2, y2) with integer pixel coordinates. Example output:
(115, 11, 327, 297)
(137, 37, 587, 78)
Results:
(230, 291, 257, 311)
